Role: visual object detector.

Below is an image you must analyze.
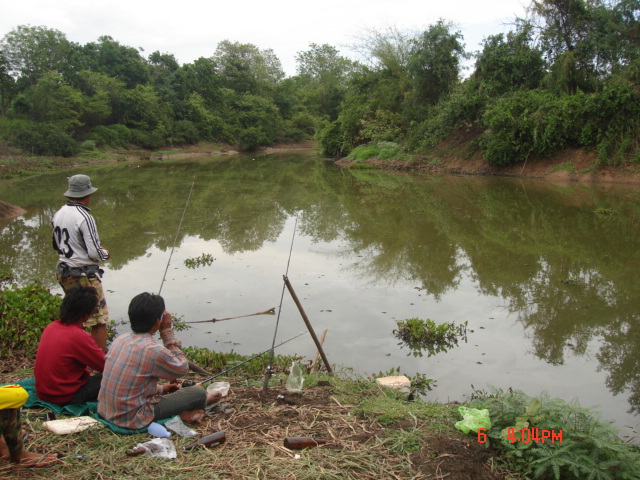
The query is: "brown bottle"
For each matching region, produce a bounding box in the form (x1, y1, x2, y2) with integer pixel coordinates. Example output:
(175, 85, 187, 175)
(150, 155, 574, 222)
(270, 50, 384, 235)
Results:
(182, 431, 226, 450)
(126, 446, 148, 457)
(283, 437, 327, 450)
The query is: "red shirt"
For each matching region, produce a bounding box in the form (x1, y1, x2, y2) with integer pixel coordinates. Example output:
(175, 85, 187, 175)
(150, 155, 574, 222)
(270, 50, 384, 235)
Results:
(34, 320, 106, 404)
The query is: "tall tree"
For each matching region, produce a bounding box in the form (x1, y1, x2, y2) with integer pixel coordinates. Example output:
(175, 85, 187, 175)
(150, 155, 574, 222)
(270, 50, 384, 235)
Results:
(79, 36, 150, 88)
(0, 51, 16, 114)
(526, 0, 640, 92)
(0, 25, 73, 85)
(295, 43, 355, 120)
(408, 20, 466, 109)
(21, 71, 83, 131)
(212, 40, 284, 96)
(75, 70, 125, 127)
(473, 27, 546, 95)
(174, 57, 221, 108)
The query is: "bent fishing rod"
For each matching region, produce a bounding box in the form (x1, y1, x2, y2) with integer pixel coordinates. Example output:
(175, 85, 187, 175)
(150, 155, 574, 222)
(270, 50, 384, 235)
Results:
(181, 330, 309, 387)
(158, 180, 195, 296)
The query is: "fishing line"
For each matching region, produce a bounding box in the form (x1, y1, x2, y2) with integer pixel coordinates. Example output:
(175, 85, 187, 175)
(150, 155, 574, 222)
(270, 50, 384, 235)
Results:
(262, 214, 299, 391)
(182, 330, 309, 386)
(159, 180, 195, 295)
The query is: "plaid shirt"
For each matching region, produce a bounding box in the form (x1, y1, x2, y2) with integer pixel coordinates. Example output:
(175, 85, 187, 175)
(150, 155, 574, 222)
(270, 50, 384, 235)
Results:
(97, 330, 187, 429)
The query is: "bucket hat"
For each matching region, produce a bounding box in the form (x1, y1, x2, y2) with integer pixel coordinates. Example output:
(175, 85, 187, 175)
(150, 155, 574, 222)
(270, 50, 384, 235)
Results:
(64, 174, 98, 197)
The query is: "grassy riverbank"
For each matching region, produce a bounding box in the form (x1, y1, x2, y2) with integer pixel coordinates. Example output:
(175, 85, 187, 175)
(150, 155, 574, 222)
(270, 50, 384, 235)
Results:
(1, 367, 503, 480)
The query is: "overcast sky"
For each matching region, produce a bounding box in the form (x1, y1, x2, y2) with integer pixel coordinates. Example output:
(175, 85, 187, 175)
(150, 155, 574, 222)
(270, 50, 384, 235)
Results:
(1, 0, 529, 77)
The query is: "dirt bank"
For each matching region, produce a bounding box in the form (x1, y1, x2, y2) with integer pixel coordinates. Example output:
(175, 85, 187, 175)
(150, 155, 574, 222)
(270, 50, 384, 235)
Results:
(338, 146, 640, 185)
(2, 141, 639, 221)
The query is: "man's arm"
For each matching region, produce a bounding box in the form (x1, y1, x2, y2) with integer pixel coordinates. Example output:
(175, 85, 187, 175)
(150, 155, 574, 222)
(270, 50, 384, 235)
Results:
(152, 311, 189, 379)
(78, 211, 109, 262)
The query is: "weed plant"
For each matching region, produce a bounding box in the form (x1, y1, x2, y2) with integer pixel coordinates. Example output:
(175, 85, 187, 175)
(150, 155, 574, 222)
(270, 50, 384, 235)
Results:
(347, 142, 412, 163)
(468, 387, 640, 479)
(393, 317, 468, 357)
(0, 281, 62, 356)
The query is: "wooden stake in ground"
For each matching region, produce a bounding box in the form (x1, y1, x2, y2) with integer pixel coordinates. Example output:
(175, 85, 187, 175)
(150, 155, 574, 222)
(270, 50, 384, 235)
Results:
(310, 329, 328, 373)
(283, 276, 333, 374)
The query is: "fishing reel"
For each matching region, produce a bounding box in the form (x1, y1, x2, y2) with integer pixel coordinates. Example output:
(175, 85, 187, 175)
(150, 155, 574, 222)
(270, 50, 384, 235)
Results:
(181, 379, 197, 387)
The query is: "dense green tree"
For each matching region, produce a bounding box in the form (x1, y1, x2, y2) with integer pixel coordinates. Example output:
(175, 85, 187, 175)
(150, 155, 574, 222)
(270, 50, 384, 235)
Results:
(0, 51, 16, 114)
(19, 71, 83, 131)
(184, 92, 228, 141)
(212, 40, 284, 96)
(79, 36, 150, 88)
(174, 57, 222, 109)
(473, 27, 546, 95)
(148, 51, 180, 108)
(526, 0, 640, 92)
(75, 70, 126, 127)
(222, 90, 281, 150)
(407, 20, 466, 110)
(0, 25, 73, 85)
(295, 43, 355, 120)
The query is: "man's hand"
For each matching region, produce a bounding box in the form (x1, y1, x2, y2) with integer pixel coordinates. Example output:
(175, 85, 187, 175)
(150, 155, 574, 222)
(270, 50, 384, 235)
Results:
(159, 310, 172, 331)
(160, 382, 180, 395)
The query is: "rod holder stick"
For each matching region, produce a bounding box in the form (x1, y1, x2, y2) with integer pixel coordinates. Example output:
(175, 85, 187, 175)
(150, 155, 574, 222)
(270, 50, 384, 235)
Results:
(283, 275, 333, 374)
(310, 329, 328, 374)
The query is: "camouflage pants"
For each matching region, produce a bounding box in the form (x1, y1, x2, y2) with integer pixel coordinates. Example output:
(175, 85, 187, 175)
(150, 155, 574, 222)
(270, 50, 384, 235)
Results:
(57, 274, 110, 327)
(0, 408, 23, 458)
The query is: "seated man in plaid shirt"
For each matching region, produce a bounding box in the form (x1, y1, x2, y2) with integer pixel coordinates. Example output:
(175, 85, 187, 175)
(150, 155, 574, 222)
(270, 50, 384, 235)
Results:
(97, 292, 221, 429)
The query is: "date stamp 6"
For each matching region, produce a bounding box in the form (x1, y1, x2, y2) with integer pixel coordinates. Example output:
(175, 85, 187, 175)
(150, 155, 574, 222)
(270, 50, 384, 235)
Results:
(477, 428, 563, 444)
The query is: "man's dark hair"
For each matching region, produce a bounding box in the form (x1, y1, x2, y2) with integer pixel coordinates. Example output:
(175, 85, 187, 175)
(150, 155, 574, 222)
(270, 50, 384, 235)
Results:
(128, 292, 165, 333)
(60, 285, 99, 325)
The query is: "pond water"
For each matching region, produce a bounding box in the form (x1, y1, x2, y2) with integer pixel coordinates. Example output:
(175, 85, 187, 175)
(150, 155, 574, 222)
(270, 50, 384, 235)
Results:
(1, 152, 639, 441)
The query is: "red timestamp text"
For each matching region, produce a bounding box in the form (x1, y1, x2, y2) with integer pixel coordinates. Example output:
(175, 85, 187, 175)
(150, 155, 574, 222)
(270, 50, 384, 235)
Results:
(477, 428, 563, 444)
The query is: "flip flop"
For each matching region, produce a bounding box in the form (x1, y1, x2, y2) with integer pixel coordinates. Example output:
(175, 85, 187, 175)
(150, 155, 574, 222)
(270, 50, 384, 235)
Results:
(12, 453, 58, 470)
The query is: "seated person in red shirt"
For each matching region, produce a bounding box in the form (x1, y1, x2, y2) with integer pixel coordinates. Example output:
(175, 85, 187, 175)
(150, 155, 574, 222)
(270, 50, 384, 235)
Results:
(34, 285, 105, 405)
(97, 292, 221, 429)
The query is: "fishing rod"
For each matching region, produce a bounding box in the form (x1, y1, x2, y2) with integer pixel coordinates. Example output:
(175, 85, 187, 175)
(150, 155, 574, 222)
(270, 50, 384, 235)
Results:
(185, 307, 276, 324)
(181, 330, 309, 387)
(262, 215, 299, 393)
(158, 180, 195, 296)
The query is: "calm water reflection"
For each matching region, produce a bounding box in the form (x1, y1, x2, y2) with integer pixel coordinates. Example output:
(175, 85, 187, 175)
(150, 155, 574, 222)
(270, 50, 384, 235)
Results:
(1, 153, 639, 440)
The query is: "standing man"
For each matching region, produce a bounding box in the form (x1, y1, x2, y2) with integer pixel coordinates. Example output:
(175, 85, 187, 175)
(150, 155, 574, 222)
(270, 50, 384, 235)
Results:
(52, 174, 110, 352)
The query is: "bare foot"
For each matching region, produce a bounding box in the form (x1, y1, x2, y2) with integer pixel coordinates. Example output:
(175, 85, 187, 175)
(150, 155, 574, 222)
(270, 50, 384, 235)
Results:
(179, 409, 205, 423)
(11, 451, 58, 470)
(206, 391, 222, 404)
(0, 436, 9, 460)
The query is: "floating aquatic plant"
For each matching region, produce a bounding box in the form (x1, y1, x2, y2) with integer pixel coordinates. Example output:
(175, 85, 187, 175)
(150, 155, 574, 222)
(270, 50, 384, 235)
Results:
(393, 317, 468, 358)
(185, 253, 215, 269)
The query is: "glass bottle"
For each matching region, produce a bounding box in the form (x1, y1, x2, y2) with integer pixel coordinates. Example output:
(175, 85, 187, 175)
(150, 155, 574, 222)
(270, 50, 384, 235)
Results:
(182, 431, 226, 450)
(283, 437, 327, 449)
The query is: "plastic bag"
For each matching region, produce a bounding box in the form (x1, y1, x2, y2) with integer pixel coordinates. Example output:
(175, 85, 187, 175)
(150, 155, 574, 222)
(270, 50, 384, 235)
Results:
(206, 382, 230, 397)
(132, 437, 177, 459)
(165, 416, 198, 438)
(285, 362, 304, 392)
(454, 407, 491, 434)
